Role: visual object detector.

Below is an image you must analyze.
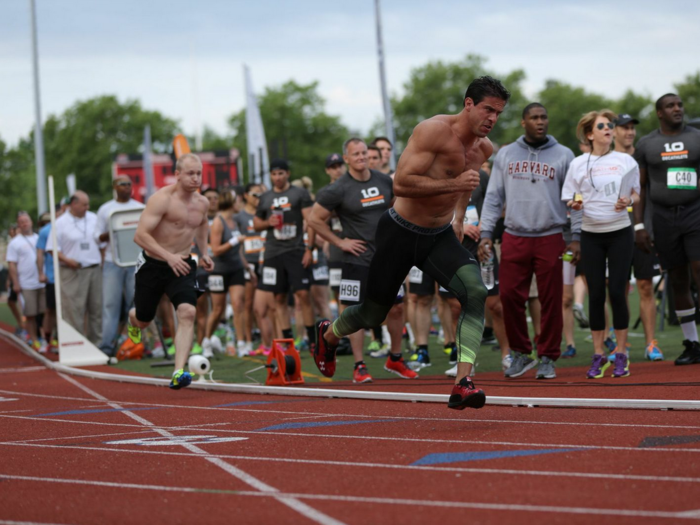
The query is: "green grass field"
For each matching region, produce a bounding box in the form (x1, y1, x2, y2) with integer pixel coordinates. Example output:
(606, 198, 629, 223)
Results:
(0, 287, 690, 384)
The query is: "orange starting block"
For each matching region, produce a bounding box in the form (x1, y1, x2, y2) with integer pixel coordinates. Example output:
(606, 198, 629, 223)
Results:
(265, 339, 304, 386)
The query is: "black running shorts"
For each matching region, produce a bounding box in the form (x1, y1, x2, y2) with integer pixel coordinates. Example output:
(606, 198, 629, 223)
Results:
(134, 252, 202, 323)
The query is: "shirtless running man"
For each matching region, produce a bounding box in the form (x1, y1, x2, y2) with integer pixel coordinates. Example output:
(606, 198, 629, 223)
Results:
(312, 76, 510, 409)
(127, 153, 214, 389)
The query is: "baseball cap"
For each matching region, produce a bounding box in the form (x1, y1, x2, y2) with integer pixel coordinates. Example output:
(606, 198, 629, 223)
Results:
(615, 114, 640, 126)
(270, 159, 290, 171)
(325, 153, 344, 167)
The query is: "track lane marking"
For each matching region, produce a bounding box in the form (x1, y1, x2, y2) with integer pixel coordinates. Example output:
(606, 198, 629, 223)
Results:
(0, 473, 698, 520)
(3, 388, 700, 431)
(4, 412, 700, 453)
(2, 442, 700, 484)
(56, 373, 345, 525)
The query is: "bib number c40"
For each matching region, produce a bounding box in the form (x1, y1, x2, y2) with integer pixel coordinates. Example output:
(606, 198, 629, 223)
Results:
(667, 168, 697, 189)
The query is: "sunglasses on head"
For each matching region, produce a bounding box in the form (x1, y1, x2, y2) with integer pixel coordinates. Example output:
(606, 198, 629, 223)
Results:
(596, 122, 615, 130)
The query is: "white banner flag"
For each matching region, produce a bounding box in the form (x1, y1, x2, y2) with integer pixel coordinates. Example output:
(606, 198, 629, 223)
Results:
(244, 65, 270, 188)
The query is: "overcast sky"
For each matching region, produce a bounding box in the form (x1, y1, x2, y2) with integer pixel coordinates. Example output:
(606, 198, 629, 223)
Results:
(1, 0, 698, 147)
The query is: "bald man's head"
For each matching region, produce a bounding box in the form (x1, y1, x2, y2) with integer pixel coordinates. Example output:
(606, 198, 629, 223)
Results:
(70, 190, 90, 218)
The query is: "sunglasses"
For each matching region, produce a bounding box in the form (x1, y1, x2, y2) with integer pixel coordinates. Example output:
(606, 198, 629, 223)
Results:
(596, 122, 615, 130)
(249, 193, 262, 198)
(116, 181, 132, 186)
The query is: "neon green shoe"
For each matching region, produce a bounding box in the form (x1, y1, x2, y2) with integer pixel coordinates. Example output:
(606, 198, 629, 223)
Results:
(169, 369, 193, 390)
(191, 343, 203, 355)
(166, 345, 176, 357)
(127, 323, 142, 344)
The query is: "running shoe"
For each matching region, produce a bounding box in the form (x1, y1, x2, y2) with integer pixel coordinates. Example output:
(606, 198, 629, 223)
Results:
(561, 344, 576, 359)
(572, 304, 590, 328)
(444, 364, 457, 377)
(352, 364, 373, 384)
(32, 338, 48, 354)
(369, 343, 390, 358)
(449, 346, 458, 365)
(644, 340, 664, 361)
(384, 356, 419, 379)
(49, 339, 59, 354)
(586, 354, 610, 379)
(608, 342, 631, 362)
(166, 345, 176, 358)
(674, 340, 700, 366)
(210, 335, 223, 354)
(612, 353, 630, 378)
(447, 376, 486, 410)
(193, 343, 208, 357)
(312, 319, 337, 378)
(504, 352, 537, 378)
(366, 340, 382, 355)
(127, 323, 142, 345)
(295, 338, 310, 353)
(169, 369, 193, 389)
(536, 356, 556, 379)
(408, 348, 431, 371)
(501, 353, 513, 371)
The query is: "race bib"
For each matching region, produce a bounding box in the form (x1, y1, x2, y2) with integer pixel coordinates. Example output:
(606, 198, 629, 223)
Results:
(339, 279, 361, 302)
(262, 266, 277, 286)
(135, 252, 145, 274)
(208, 275, 225, 292)
(80, 242, 90, 251)
(273, 224, 297, 240)
(331, 217, 343, 232)
(603, 181, 617, 198)
(667, 168, 697, 189)
(464, 205, 479, 225)
(408, 266, 423, 284)
(313, 266, 329, 281)
(243, 236, 264, 253)
(329, 268, 342, 287)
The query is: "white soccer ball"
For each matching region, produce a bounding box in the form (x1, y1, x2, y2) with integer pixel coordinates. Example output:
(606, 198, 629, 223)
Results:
(188, 355, 211, 376)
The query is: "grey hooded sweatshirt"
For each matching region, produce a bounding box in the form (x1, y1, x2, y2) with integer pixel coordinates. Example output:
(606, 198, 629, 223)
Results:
(480, 135, 581, 241)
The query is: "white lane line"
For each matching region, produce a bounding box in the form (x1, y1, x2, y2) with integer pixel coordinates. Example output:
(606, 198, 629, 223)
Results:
(4, 410, 700, 454)
(3, 441, 700, 484)
(0, 389, 95, 402)
(57, 373, 345, 525)
(0, 520, 66, 525)
(2, 387, 700, 431)
(0, 366, 46, 373)
(0, 473, 697, 520)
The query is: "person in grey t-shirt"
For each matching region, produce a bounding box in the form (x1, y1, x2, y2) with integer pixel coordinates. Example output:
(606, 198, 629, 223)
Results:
(253, 159, 317, 350)
(309, 138, 404, 384)
(634, 93, 700, 365)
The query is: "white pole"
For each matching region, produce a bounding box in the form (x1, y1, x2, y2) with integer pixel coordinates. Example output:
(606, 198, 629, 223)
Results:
(48, 176, 62, 323)
(29, 0, 47, 214)
(374, 0, 397, 170)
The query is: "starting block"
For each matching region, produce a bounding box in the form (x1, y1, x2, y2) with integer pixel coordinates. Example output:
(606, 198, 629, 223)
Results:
(265, 339, 304, 386)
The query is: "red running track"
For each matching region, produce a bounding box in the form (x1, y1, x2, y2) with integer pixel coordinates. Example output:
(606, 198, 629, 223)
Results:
(1, 333, 700, 525)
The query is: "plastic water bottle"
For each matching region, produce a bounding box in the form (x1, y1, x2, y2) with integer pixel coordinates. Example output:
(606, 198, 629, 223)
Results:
(225, 323, 236, 356)
(481, 247, 495, 290)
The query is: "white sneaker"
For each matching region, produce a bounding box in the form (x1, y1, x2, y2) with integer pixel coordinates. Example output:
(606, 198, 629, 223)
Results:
(202, 337, 214, 358)
(151, 344, 165, 359)
(210, 335, 223, 354)
(445, 364, 457, 378)
(501, 354, 513, 371)
(236, 341, 250, 358)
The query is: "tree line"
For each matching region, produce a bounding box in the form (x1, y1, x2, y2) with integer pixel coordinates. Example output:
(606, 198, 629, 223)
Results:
(2, 55, 699, 229)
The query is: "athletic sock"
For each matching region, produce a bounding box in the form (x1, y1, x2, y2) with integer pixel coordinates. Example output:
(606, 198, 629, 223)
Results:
(282, 328, 294, 340)
(372, 326, 383, 343)
(445, 342, 456, 351)
(482, 326, 494, 338)
(305, 325, 315, 343)
(389, 352, 402, 362)
(417, 344, 428, 353)
(676, 308, 699, 342)
(354, 360, 365, 369)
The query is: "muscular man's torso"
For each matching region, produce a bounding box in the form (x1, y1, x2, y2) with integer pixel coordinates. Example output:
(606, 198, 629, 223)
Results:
(393, 114, 491, 227)
(150, 185, 209, 258)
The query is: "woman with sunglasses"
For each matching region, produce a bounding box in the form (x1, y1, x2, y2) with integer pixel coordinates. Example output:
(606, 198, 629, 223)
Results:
(562, 110, 640, 379)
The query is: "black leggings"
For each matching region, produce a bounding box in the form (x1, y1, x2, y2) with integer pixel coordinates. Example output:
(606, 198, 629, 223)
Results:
(332, 209, 487, 364)
(580, 226, 634, 331)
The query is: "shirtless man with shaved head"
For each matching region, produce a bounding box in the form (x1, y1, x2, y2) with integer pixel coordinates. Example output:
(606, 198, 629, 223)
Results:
(128, 153, 214, 389)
